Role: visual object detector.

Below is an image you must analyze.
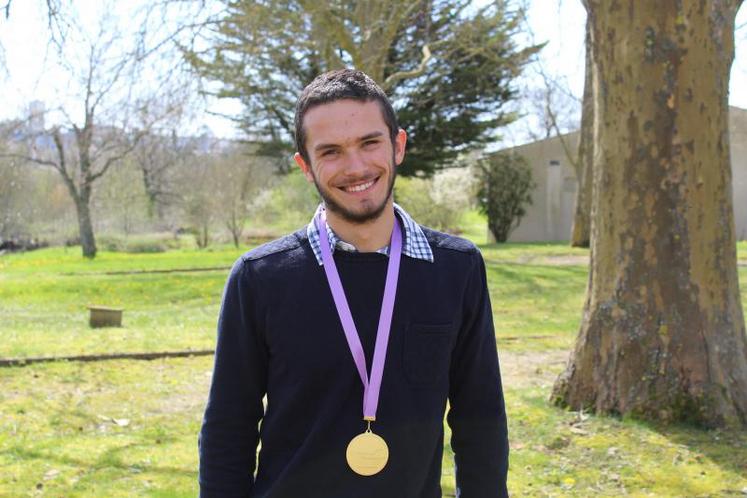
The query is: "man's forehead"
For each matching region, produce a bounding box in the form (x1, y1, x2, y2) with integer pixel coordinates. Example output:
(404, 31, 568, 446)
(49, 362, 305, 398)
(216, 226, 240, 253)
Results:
(303, 99, 389, 143)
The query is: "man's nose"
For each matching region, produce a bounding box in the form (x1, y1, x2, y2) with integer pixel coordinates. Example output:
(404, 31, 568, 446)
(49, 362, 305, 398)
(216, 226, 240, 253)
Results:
(345, 150, 366, 173)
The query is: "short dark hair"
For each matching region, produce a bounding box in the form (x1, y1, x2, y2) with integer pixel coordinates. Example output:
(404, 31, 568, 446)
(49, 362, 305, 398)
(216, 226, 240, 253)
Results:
(294, 69, 399, 164)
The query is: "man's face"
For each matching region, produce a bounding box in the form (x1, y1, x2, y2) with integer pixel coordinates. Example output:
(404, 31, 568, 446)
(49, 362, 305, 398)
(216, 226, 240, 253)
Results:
(294, 99, 407, 224)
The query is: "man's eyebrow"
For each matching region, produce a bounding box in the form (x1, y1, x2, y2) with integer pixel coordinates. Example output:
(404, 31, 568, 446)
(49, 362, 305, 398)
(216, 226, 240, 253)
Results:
(314, 143, 339, 152)
(313, 131, 385, 152)
(359, 131, 384, 142)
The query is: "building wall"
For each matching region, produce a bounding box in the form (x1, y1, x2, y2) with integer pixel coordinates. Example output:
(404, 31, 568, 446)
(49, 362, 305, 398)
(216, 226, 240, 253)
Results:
(497, 106, 747, 242)
(498, 132, 579, 242)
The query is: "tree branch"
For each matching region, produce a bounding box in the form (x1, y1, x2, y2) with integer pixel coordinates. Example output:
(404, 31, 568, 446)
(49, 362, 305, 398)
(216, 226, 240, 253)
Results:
(51, 128, 68, 177)
(89, 129, 148, 183)
(382, 44, 432, 90)
(546, 103, 578, 170)
(0, 152, 59, 170)
(299, 1, 359, 67)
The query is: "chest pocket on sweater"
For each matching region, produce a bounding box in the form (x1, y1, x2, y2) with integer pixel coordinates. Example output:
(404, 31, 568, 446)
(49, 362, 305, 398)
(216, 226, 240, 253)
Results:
(403, 323, 454, 386)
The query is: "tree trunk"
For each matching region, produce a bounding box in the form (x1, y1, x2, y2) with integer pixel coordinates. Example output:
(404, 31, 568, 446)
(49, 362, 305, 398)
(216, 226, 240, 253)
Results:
(552, 0, 747, 427)
(196, 223, 209, 249)
(228, 212, 242, 248)
(73, 186, 97, 259)
(142, 167, 161, 221)
(569, 14, 594, 248)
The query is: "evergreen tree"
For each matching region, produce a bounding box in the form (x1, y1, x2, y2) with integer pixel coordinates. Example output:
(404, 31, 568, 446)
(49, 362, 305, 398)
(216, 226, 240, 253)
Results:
(185, 0, 539, 176)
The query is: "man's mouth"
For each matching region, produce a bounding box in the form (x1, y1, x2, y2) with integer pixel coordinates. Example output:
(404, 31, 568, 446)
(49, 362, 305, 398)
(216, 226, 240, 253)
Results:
(341, 177, 378, 193)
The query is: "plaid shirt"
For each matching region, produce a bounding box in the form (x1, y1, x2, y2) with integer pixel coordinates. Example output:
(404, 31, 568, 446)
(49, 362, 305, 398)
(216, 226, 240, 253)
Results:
(306, 203, 434, 265)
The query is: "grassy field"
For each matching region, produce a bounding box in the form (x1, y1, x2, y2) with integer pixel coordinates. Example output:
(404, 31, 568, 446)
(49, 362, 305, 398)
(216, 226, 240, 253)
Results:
(1, 233, 747, 496)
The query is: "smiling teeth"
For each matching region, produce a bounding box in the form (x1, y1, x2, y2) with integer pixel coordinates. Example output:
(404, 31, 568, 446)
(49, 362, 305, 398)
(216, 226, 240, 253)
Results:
(345, 180, 375, 192)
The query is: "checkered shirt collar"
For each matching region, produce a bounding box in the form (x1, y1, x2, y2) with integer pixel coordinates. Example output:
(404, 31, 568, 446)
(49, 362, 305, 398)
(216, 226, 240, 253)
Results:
(306, 203, 434, 265)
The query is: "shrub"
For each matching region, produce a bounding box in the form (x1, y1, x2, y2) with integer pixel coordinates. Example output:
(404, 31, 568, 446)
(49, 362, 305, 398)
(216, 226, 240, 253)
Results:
(98, 233, 180, 253)
(98, 235, 126, 252)
(253, 169, 320, 231)
(477, 152, 535, 243)
(124, 238, 168, 253)
(394, 167, 477, 233)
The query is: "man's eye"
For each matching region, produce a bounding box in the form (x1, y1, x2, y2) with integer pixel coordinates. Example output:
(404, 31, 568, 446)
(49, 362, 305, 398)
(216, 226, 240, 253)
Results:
(322, 150, 339, 157)
(363, 140, 379, 148)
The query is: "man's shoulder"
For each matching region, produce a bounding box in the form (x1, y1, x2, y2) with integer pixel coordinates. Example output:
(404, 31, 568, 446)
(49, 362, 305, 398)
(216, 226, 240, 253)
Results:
(420, 225, 479, 256)
(238, 229, 310, 265)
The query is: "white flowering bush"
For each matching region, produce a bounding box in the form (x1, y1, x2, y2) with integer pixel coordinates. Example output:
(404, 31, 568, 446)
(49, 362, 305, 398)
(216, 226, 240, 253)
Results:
(394, 167, 478, 233)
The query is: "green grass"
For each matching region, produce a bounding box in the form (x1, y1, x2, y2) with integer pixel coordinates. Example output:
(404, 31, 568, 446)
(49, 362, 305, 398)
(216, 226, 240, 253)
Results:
(0, 246, 247, 358)
(1, 238, 747, 496)
(0, 357, 207, 497)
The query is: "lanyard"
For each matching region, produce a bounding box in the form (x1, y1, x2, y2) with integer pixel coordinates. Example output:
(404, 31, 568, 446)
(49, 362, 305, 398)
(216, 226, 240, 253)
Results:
(315, 210, 402, 421)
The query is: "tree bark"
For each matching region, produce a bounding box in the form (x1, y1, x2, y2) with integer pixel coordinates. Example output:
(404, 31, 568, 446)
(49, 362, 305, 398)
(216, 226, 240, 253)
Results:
(72, 186, 96, 259)
(552, 0, 747, 427)
(569, 14, 594, 248)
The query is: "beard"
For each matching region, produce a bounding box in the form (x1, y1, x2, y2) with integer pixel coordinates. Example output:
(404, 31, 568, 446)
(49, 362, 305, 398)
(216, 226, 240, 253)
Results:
(310, 153, 397, 225)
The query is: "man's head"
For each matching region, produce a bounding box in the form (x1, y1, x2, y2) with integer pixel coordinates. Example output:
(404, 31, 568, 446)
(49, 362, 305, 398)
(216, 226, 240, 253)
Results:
(293, 70, 406, 225)
(294, 69, 399, 166)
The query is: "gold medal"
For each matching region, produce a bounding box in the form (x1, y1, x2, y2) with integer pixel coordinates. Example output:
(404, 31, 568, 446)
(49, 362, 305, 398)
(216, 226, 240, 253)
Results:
(346, 425, 389, 476)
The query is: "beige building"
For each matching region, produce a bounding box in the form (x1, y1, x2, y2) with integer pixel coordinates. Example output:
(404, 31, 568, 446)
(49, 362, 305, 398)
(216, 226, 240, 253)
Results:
(500, 106, 747, 242)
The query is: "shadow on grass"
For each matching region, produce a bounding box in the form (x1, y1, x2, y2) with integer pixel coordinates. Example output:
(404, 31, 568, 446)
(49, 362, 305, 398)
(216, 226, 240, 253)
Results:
(485, 263, 588, 292)
(653, 420, 747, 479)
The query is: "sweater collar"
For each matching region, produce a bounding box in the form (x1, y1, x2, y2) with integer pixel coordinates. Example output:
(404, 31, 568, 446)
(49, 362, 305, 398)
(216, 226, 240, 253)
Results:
(306, 203, 434, 265)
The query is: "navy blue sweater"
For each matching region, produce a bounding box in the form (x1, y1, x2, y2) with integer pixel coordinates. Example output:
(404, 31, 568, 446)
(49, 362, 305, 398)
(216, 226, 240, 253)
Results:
(199, 227, 508, 497)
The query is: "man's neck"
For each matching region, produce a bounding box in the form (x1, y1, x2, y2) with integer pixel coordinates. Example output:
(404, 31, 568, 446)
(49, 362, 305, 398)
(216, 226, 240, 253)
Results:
(325, 201, 395, 252)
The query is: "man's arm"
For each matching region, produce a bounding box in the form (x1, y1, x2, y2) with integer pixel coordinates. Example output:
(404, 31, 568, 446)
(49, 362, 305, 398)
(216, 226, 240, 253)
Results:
(447, 250, 509, 497)
(199, 258, 268, 498)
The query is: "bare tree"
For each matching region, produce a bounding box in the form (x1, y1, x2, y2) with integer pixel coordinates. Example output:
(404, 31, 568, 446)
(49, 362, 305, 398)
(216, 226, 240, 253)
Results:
(13, 29, 145, 258)
(2, 6, 186, 258)
(132, 129, 191, 228)
(178, 140, 217, 249)
(0, 141, 26, 241)
(215, 149, 273, 248)
(177, 140, 274, 249)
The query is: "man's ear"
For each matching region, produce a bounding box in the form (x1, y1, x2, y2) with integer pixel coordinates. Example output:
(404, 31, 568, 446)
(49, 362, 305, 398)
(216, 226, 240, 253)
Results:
(294, 152, 315, 183)
(394, 128, 407, 166)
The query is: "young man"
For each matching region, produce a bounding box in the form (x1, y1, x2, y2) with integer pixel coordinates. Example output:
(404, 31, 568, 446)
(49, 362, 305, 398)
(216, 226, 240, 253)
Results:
(199, 69, 508, 497)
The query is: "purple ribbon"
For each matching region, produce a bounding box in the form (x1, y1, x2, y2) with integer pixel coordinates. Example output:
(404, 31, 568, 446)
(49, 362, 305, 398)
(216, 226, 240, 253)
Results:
(316, 210, 402, 421)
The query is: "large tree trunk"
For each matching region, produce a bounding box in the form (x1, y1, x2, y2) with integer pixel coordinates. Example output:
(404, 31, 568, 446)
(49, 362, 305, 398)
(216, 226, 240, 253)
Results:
(552, 0, 747, 427)
(569, 14, 594, 248)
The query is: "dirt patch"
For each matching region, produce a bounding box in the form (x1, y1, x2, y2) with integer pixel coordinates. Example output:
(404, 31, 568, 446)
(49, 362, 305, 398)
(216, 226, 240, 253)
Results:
(499, 349, 569, 389)
(542, 255, 589, 266)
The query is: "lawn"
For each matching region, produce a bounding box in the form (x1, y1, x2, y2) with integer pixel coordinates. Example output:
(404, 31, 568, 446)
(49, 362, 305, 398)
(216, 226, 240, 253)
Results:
(1, 237, 747, 496)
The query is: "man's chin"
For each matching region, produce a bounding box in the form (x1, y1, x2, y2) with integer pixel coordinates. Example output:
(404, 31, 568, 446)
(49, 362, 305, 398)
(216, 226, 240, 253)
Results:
(324, 201, 389, 225)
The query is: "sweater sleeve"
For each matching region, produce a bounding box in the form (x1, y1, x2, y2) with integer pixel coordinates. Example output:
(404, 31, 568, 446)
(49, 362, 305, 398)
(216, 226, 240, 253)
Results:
(447, 250, 509, 498)
(199, 258, 268, 498)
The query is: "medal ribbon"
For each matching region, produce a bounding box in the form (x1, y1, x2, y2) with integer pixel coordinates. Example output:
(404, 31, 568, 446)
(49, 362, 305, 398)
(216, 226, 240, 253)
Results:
(316, 209, 402, 421)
